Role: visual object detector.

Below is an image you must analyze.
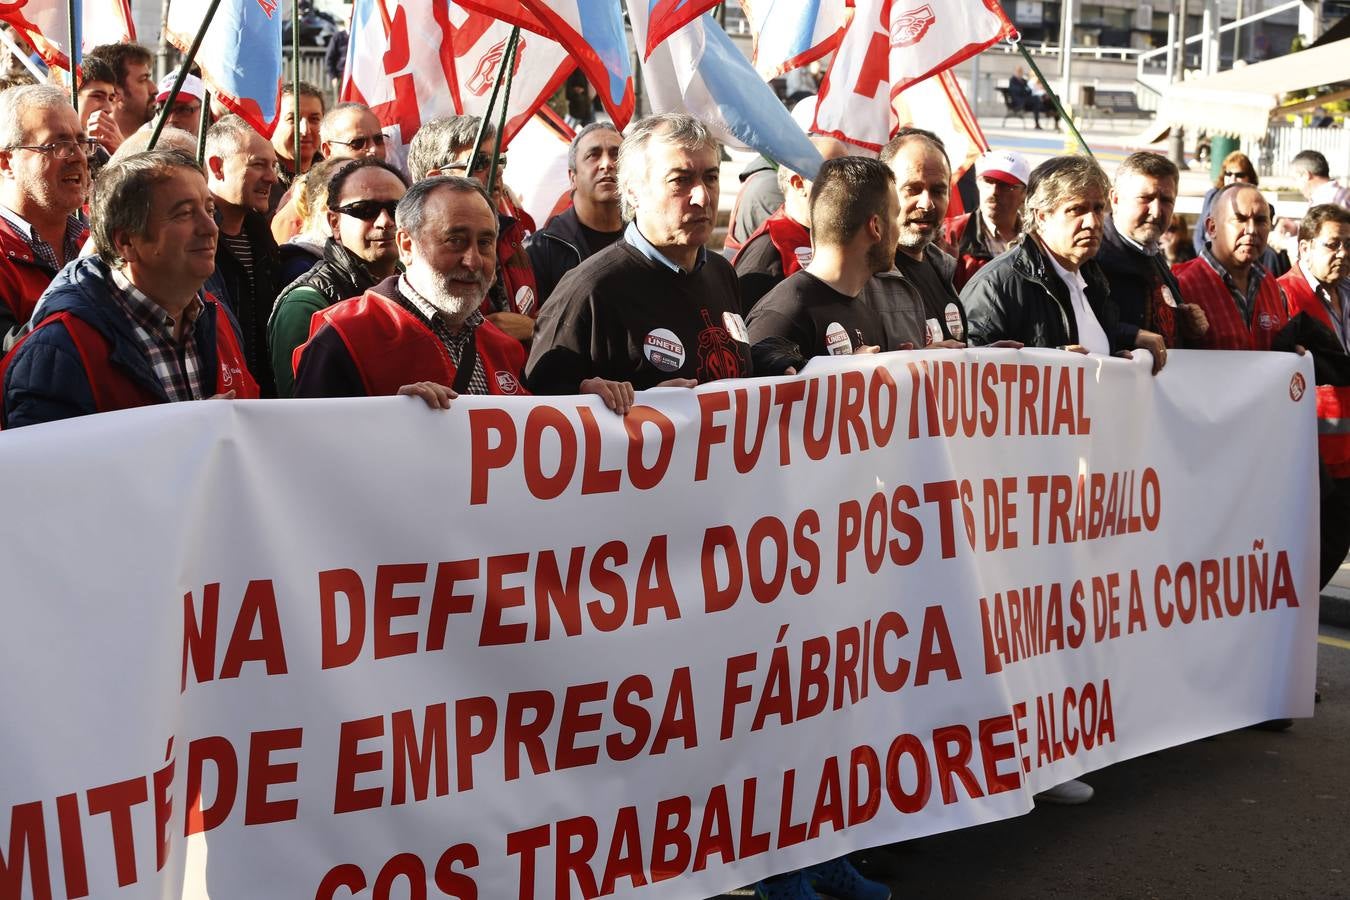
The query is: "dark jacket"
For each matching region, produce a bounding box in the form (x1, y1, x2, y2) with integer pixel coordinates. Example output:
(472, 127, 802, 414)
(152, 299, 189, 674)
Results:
(1094, 218, 1174, 347)
(206, 209, 281, 396)
(277, 237, 325, 286)
(961, 236, 1125, 352)
(268, 238, 383, 397)
(2, 257, 245, 428)
(525, 206, 612, 308)
(941, 211, 1019, 292)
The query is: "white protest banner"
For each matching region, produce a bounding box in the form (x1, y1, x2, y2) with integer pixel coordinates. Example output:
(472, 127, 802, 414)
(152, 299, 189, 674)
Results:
(0, 348, 1319, 899)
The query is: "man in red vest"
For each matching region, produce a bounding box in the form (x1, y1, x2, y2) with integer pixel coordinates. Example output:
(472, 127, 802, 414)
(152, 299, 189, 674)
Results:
(1281, 203, 1350, 349)
(1173, 182, 1288, 350)
(2, 150, 257, 427)
(0, 84, 92, 351)
(293, 176, 635, 414)
(732, 135, 847, 311)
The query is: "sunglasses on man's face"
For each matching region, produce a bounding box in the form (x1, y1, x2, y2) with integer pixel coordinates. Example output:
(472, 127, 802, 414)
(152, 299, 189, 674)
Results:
(334, 199, 398, 222)
(330, 134, 387, 152)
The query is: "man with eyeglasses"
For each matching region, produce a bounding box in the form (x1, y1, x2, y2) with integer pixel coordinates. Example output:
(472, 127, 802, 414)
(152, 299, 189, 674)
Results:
(155, 70, 206, 137)
(204, 115, 282, 396)
(269, 157, 407, 396)
(0, 84, 91, 352)
(319, 103, 388, 163)
(407, 116, 537, 344)
(1, 150, 257, 428)
(1281, 205, 1350, 350)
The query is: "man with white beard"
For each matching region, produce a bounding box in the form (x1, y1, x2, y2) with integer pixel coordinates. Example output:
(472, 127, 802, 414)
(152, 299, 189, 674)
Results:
(292, 176, 634, 412)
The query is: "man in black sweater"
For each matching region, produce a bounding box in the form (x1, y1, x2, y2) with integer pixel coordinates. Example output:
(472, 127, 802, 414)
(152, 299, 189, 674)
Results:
(526, 114, 753, 393)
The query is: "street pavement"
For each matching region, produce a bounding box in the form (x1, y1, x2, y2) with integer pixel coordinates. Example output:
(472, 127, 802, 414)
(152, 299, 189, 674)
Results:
(879, 624, 1349, 899)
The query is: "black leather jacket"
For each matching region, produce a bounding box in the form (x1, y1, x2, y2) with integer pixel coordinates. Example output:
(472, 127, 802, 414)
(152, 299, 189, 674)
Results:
(961, 235, 1125, 352)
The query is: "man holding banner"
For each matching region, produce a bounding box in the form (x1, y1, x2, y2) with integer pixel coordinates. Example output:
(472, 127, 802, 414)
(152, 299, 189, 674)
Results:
(1, 150, 257, 427)
(526, 114, 752, 393)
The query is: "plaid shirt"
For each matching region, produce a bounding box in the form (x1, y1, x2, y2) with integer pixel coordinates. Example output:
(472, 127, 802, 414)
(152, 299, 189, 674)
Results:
(109, 269, 208, 402)
(0, 205, 86, 271)
(395, 275, 490, 395)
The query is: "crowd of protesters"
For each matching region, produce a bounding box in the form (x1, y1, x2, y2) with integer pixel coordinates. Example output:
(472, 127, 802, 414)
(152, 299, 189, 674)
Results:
(0, 36, 1346, 898)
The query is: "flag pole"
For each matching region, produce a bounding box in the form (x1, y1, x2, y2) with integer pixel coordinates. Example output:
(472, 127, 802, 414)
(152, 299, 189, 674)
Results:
(197, 89, 210, 162)
(468, 25, 519, 181)
(67, 0, 80, 110)
(1013, 41, 1094, 159)
(485, 33, 519, 198)
(148, 0, 224, 149)
(291, 0, 301, 175)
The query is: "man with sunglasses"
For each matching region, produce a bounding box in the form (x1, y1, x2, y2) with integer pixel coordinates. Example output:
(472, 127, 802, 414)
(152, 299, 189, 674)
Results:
(269, 157, 407, 396)
(319, 103, 388, 163)
(0, 84, 91, 353)
(204, 115, 282, 396)
(406, 116, 537, 344)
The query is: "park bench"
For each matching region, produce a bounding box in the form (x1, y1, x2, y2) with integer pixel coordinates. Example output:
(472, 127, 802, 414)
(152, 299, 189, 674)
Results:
(1084, 89, 1148, 126)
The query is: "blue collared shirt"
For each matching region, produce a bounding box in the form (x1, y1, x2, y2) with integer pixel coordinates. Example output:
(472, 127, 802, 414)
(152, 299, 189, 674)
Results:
(624, 221, 707, 274)
(1200, 243, 1266, 325)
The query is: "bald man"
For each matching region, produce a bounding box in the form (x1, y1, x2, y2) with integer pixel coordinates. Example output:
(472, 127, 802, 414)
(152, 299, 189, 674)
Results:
(1172, 183, 1289, 350)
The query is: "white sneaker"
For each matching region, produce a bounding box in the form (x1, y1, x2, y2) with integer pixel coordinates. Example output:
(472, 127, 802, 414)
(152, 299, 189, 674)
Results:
(1035, 778, 1094, 805)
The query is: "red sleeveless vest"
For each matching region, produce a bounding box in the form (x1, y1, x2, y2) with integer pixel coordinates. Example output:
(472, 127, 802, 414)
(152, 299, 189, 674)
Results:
(734, 207, 812, 277)
(1172, 257, 1287, 351)
(1, 298, 257, 421)
(298, 290, 529, 397)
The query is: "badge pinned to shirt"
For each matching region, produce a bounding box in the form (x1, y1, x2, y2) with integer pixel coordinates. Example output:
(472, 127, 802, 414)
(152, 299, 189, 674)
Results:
(722, 311, 750, 344)
(825, 322, 853, 356)
(793, 246, 814, 269)
(1160, 285, 1178, 308)
(944, 302, 965, 341)
(515, 286, 537, 316)
(644, 328, 687, 372)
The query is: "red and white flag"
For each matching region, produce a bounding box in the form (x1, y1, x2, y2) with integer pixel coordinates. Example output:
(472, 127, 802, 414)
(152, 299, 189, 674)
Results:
(814, 0, 1014, 151)
(0, 0, 134, 72)
(343, 0, 572, 154)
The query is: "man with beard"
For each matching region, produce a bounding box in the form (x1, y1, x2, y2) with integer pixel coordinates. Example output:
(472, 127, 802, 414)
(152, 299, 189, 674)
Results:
(86, 43, 155, 139)
(942, 149, 1028, 291)
(1095, 152, 1202, 357)
(269, 157, 407, 397)
(1173, 182, 1288, 351)
(873, 128, 967, 348)
(0, 84, 91, 351)
(204, 115, 282, 395)
(292, 176, 633, 411)
(746, 156, 894, 362)
(2, 150, 256, 427)
(526, 122, 624, 307)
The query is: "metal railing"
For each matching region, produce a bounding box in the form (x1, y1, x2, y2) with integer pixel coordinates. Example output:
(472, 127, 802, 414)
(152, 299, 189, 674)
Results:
(1136, 0, 1304, 78)
(986, 42, 1143, 62)
(282, 48, 336, 106)
(1259, 124, 1350, 178)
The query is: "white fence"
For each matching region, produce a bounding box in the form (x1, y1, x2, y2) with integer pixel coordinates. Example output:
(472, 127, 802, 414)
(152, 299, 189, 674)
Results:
(1259, 124, 1350, 178)
(281, 48, 336, 106)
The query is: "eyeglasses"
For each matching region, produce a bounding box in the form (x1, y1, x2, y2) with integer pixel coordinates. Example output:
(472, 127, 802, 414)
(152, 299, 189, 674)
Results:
(329, 134, 387, 152)
(334, 199, 399, 222)
(9, 139, 98, 160)
(447, 152, 505, 174)
(1316, 239, 1349, 253)
(1222, 170, 1247, 180)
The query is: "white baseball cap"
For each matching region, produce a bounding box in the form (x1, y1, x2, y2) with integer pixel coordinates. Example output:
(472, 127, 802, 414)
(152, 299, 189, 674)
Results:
(976, 149, 1031, 186)
(156, 71, 205, 103)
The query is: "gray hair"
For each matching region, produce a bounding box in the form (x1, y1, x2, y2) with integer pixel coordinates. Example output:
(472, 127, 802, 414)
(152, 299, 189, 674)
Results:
(90, 150, 204, 266)
(617, 113, 720, 221)
(568, 121, 621, 172)
(319, 102, 374, 143)
(396, 175, 494, 239)
(407, 115, 493, 182)
(204, 114, 256, 164)
(1022, 155, 1111, 237)
(0, 85, 72, 149)
(108, 126, 197, 166)
(1293, 149, 1331, 180)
